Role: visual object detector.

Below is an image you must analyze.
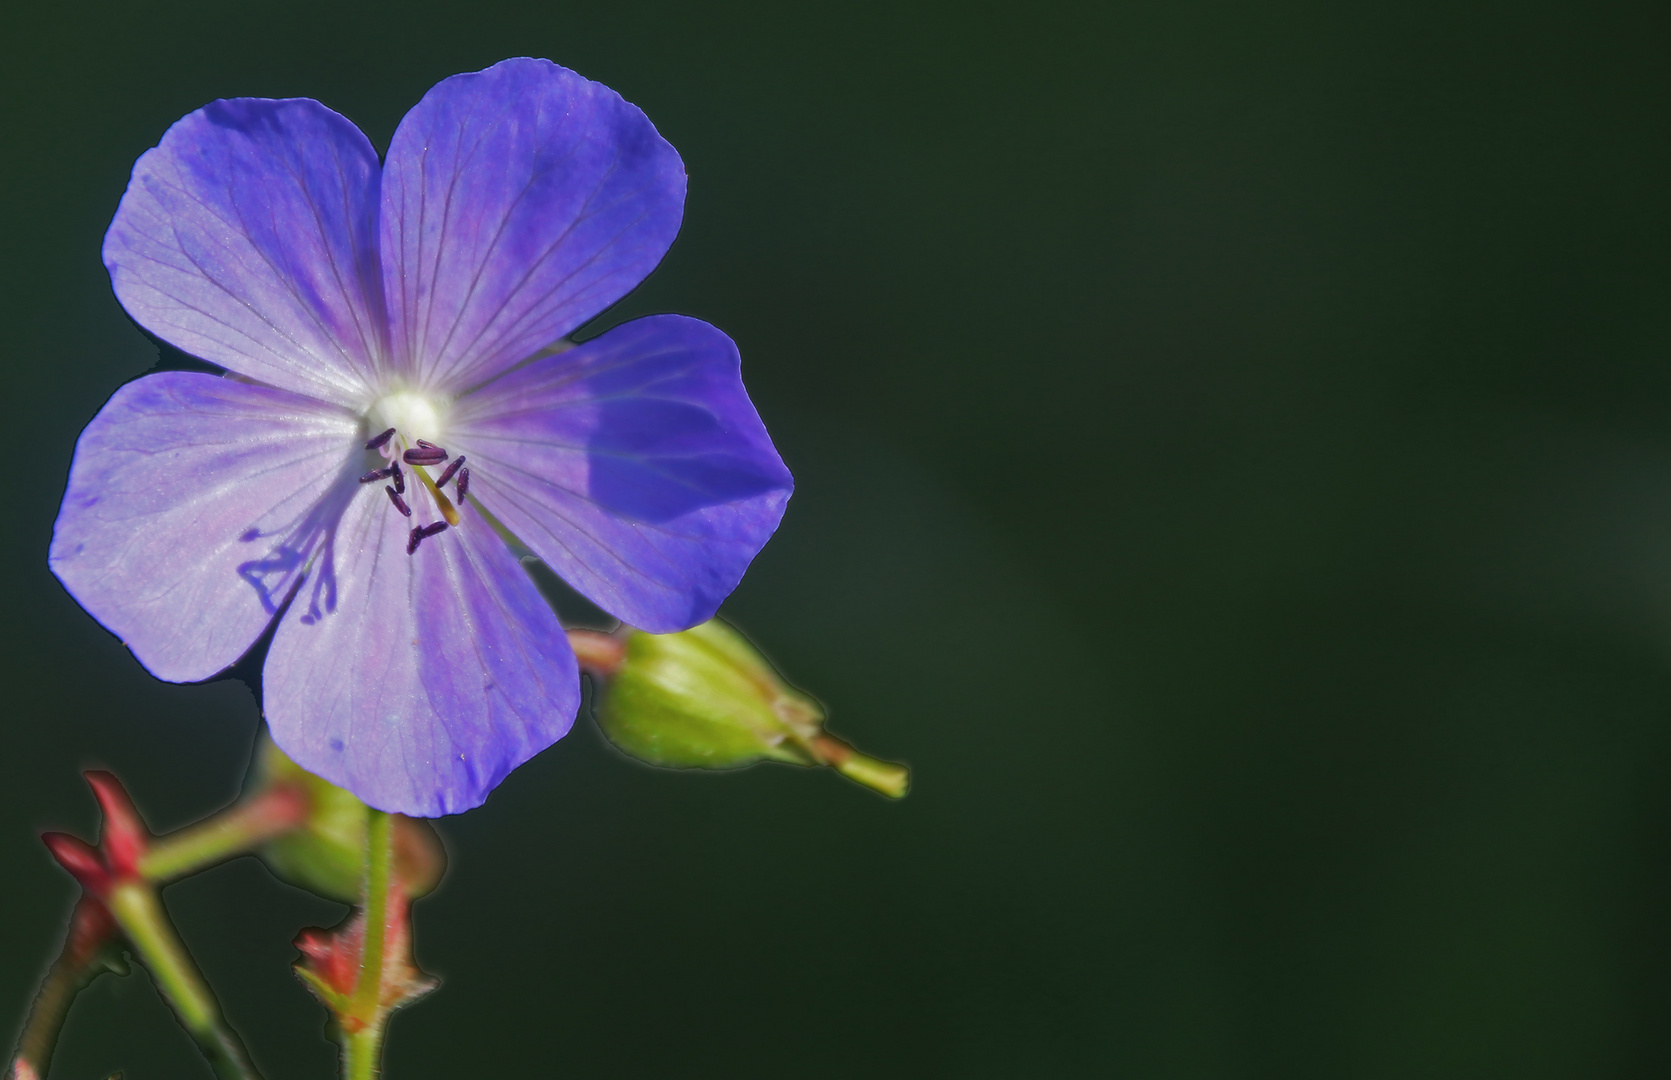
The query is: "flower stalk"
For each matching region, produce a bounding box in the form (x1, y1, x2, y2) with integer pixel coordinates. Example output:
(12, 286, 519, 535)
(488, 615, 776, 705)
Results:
(293, 805, 436, 1080)
(105, 880, 263, 1080)
(7, 897, 124, 1080)
(808, 733, 910, 799)
(346, 809, 394, 1080)
(36, 772, 266, 1080)
(140, 783, 308, 882)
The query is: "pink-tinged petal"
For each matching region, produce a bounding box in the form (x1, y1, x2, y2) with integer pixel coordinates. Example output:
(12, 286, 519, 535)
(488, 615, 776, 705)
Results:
(380, 57, 685, 391)
(104, 98, 387, 406)
(49, 372, 361, 682)
(264, 496, 578, 816)
(450, 315, 793, 632)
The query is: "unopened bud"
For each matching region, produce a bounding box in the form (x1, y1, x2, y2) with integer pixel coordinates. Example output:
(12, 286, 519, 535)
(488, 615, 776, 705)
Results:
(41, 771, 152, 896)
(581, 620, 909, 798)
(252, 736, 446, 902)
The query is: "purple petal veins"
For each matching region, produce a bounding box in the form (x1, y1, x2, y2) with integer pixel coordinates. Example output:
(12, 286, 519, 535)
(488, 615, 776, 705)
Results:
(54, 58, 791, 816)
(447, 314, 792, 632)
(379, 58, 686, 389)
(49, 373, 357, 682)
(102, 99, 385, 406)
(266, 496, 577, 817)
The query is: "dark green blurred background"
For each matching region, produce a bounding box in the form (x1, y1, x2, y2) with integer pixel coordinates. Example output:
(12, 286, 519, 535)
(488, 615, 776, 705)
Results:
(4, 0, 1671, 1075)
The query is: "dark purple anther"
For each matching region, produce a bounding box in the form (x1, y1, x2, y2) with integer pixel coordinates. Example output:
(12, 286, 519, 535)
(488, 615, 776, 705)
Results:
(385, 487, 411, 517)
(359, 466, 394, 484)
(403, 447, 447, 466)
(390, 463, 405, 494)
(435, 455, 466, 488)
(406, 520, 450, 555)
(416, 439, 438, 449)
(455, 468, 470, 503)
(365, 427, 395, 450)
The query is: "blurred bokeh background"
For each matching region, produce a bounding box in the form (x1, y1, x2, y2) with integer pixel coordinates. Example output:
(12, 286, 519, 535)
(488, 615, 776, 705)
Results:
(5, 0, 1671, 1075)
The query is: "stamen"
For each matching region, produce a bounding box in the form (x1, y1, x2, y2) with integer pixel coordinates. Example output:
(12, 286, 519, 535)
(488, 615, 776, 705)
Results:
(385, 487, 411, 517)
(403, 447, 447, 466)
(359, 466, 395, 484)
(390, 463, 405, 495)
(456, 468, 470, 503)
(365, 427, 396, 450)
(416, 439, 439, 449)
(435, 455, 466, 488)
(406, 520, 449, 555)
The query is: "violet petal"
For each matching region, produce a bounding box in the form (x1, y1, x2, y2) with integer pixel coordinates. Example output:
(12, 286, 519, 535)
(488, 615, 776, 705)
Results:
(265, 497, 579, 816)
(103, 99, 387, 406)
(49, 372, 360, 681)
(448, 314, 793, 632)
(379, 58, 685, 391)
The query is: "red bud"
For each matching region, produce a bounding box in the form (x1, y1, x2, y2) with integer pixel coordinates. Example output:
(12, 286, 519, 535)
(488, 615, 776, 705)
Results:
(43, 832, 110, 893)
(83, 770, 148, 876)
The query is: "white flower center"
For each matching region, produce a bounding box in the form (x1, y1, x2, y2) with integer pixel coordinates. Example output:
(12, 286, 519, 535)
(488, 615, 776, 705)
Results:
(368, 391, 447, 446)
(358, 390, 469, 550)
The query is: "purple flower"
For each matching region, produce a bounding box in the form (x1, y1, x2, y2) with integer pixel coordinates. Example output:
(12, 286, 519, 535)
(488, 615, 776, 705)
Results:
(49, 59, 793, 816)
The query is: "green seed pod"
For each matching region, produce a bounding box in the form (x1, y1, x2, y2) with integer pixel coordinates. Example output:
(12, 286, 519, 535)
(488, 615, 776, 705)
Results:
(584, 620, 909, 798)
(253, 735, 446, 902)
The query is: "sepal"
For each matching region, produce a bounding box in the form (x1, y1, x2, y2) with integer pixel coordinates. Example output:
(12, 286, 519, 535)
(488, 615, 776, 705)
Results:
(293, 889, 437, 1028)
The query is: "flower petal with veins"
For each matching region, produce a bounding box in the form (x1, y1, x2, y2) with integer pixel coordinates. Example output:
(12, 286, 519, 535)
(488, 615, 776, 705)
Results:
(381, 58, 686, 391)
(50, 372, 359, 682)
(265, 495, 578, 816)
(104, 99, 386, 406)
(450, 314, 793, 632)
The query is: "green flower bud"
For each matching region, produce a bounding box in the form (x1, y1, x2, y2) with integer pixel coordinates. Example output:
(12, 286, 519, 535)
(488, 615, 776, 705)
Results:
(579, 620, 909, 798)
(252, 735, 446, 902)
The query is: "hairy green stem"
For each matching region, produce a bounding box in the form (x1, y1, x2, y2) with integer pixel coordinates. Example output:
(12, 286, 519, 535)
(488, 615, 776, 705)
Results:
(343, 808, 394, 1080)
(106, 881, 263, 1080)
(343, 1020, 388, 1080)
